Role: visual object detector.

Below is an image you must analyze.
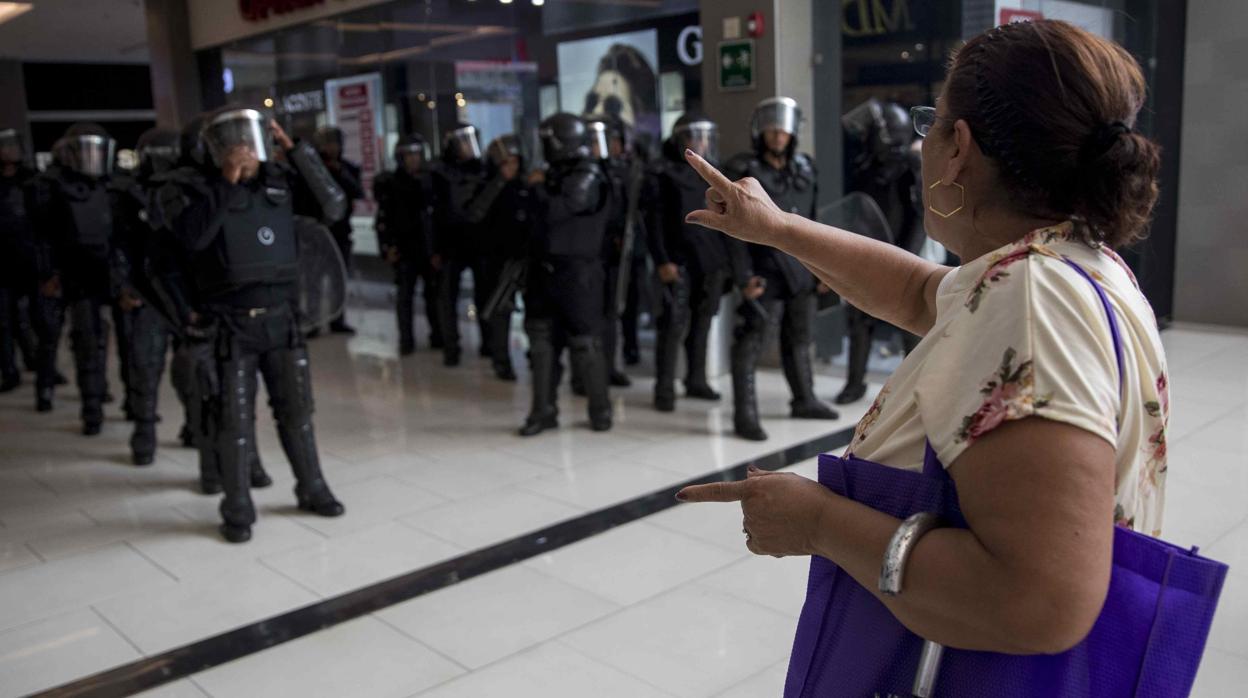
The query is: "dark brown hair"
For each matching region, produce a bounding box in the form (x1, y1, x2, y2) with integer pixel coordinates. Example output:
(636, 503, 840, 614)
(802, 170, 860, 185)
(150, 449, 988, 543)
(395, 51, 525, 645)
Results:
(944, 20, 1161, 248)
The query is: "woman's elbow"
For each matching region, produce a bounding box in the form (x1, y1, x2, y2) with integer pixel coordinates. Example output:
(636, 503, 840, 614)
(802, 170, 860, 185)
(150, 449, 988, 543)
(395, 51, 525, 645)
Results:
(1003, 574, 1108, 654)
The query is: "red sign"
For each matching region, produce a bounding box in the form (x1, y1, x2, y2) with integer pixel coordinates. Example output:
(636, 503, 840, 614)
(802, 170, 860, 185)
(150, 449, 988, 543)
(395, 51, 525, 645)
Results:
(999, 9, 1044, 24)
(239, 0, 326, 23)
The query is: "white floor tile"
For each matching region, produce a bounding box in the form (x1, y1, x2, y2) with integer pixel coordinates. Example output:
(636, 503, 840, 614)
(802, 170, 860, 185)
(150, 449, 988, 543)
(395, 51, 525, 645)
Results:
(0, 542, 39, 575)
(714, 660, 789, 698)
(94, 563, 319, 655)
(286, 475, 446, 538)
(647, 500, 752, 553)
(0, 544, 174, 632)
(1191, 648, 1248, 697)
(377, 565, 619, 670)
(386, 449, 553, 501)
(525, 521, 742, 606)
(400, 489, 583, 551)
(412, 641, 672, 698)
(0, 609, 140, 698)
(193, 616, 463, 698)
(1183, 408, 1248, 457)
(259, 522, 462, 598)
(697, 555, 812, 619)
(128, 513, 326, 581)
(561, 584, 795, 698)
(518, 458, 687, 512)
(1160, 477, 1248, 550)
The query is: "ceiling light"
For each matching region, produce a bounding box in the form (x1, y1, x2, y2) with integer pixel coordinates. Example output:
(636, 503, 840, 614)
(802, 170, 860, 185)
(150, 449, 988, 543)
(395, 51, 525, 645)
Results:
(263, 97, 275, 108)
(428, 100, 437, 109)
(0, 2, 32, 26)
(456, 98, 467, 107)
(499, 0, 513, 4)
(417, 92, 426, 101)
(532, 0, 544, 5)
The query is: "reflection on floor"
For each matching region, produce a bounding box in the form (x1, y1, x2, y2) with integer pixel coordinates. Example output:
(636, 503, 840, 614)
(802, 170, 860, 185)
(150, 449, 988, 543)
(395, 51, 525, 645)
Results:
(0, 315, 1245, 697)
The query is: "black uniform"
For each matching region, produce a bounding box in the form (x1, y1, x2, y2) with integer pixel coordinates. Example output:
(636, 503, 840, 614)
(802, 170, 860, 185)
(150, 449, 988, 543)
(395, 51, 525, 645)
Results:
(465, 168, 532, 380)
(597, 155, 636, 387)
(0, 164, 38, 390)
(374, 167, 437, 354)
(26, 164, 116, 430)
(430, 157, 487, 366)
(520, 157, 613, 435)
(724, 151, 837, 440)
(159, 135, 345, 542)
(647, 153, 733, 409)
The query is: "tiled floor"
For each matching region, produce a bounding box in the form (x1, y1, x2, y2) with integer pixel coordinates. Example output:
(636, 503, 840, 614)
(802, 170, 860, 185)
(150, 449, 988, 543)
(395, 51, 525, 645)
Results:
(1, 313, 1244, 697)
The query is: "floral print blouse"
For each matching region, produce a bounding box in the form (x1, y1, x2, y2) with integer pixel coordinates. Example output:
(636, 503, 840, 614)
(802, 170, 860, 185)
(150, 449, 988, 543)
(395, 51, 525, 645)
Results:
(846, 222, 1170, 536)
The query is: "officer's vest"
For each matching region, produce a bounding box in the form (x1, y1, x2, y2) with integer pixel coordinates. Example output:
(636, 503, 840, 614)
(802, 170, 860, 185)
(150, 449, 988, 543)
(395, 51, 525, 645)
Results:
(196, 168, 297, 296)
(61, 179, 113, 257)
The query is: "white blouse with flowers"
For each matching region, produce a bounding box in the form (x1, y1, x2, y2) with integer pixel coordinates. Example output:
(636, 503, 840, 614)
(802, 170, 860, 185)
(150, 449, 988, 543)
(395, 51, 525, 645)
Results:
(846, 222, 1170, 536)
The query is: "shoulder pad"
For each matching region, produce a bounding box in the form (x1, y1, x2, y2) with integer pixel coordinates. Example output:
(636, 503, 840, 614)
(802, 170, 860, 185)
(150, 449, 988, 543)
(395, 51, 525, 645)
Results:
(792, 153, 817, 178)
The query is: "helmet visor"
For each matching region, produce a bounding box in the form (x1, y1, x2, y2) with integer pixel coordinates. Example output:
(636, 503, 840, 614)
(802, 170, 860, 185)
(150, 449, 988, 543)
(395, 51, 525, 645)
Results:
(586, 122, 610, 160)
(59, 134, 116, 177)
(395, 140, 430, 165)
(0, 128, 22, 164)
(675, 121, 718, 162)
(203, 109, 271, 166)
(445, 126, 481, 161)
(139, 143, 181, 173)
(752, 99, 801, 137)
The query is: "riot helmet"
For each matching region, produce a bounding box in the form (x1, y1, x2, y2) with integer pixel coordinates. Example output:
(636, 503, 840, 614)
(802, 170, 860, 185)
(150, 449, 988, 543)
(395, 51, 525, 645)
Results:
(671, 113, 718, 163)
(394, 132, 429, 173)
(0, 128, 23, 165)
(442, 123, 481, 163)
(750, 96, 802, 156)
(486, 134, 524, 169)
(56, 123, 116, 178)
(585, 118, 610, 161)
(877, 102, 913, 149)
(539, 113, 590, 164)
(313, 126, 344, 160)
(202, 107, 271, 167)
(136, 127, 181, 175)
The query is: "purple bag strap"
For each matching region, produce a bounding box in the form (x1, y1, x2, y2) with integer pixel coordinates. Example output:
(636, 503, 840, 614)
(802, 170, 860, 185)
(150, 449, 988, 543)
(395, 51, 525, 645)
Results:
(922, 254, 1125, 480)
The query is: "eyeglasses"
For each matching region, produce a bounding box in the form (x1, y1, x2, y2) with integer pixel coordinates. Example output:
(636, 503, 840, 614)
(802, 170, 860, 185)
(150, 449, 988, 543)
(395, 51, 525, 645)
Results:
(910, 106, 951, 137)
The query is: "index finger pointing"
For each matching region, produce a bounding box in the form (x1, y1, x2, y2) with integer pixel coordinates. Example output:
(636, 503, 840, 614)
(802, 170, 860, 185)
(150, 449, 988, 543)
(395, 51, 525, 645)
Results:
(676, 480, 748, 503)
(684, 149, 734, 192)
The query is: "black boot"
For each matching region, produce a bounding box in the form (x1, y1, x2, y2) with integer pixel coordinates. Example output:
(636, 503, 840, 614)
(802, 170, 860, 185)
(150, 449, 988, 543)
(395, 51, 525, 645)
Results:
(609, 370, 632, 387)
(837, 307, 872, 405)
(81, 402, 104, 436)
(653, 321, 681, 412)
(36, 387, 53, 412)
(519, 321, 559, 436)
(732, 332, 768, 441)
(785, 343, 839, 420)
(130, 421, 157, 466)
(571, 335, 612, 432)
(249, 447, 273, 488)
(683, 302, 721, 401)
(494, 361, 517, 382)
(179, 423, 195, 448)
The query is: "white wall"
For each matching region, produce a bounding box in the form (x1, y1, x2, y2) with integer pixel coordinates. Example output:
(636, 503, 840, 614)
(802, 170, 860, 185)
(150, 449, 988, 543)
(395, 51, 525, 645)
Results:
(1175, 0, 1248, 327)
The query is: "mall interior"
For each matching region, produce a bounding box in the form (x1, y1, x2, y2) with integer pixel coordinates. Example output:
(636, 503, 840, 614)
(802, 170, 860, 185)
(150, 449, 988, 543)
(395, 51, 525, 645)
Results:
(0, 0, 1245, 696)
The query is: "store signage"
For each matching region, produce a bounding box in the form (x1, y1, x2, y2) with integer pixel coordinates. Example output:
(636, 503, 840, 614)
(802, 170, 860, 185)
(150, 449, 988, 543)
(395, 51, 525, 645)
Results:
(718, 39, 755, 91)
(279, 89, 325, 114)
(239, 0, 330, 22)
(324, 73, 384, 216)
(1000, 8, 1043, 24)
(677, 26, 703, 66)
(842, 0, 915, 38)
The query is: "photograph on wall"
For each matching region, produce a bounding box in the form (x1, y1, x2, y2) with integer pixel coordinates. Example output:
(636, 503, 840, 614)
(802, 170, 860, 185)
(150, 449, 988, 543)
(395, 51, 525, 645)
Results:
(556, 28, 660, 148)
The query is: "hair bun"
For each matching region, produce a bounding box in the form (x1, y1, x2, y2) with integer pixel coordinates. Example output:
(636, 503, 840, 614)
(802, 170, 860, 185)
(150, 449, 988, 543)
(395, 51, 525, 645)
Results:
(1075, 128, 1161, 245)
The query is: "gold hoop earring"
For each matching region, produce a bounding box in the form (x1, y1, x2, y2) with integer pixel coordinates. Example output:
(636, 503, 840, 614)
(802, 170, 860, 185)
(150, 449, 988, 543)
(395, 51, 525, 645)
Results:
(928, 180, 965, 218)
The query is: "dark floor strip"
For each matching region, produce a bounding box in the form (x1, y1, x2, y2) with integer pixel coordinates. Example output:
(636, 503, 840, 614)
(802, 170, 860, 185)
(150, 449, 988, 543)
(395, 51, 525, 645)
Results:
(32, 426, 855, 698)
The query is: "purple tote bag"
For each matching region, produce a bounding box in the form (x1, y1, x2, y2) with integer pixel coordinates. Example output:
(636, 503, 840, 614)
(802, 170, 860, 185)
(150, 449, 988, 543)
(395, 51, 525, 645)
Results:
(785, 260, 1228, 697)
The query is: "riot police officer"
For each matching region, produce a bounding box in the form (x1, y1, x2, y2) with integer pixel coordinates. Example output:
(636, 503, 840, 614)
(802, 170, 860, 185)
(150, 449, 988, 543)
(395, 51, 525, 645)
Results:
(375, 133, 437, 355)
(0, 127, 37, 392)
(724, 97, 838, 441)
(26, 123, 118, 431)
(837, 99, 924, 404)
(465, 134, 534, 381)
(431, 123, 487, 367)
(585, 116, 635, 389)
(647, 113, 732, 412)
(520, 113, 613, 436)
(158, 107, 345, 542)
(153, 114, 271, 494)
(310, 126, 364, 335)
(111, 127, 181, 464)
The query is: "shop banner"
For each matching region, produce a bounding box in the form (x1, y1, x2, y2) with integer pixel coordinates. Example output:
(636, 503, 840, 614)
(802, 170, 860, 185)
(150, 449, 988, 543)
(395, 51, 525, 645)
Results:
(324, 72, 384, 216)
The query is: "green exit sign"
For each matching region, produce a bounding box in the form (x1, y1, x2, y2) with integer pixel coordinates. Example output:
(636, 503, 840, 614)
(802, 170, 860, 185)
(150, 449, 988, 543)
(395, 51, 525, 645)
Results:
(718, 39, 755, 91)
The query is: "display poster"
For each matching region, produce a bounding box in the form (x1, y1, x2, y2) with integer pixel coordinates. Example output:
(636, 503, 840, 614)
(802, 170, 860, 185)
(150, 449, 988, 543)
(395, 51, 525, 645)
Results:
(324, 72, 384, 216)
(557, 29, 661, 148)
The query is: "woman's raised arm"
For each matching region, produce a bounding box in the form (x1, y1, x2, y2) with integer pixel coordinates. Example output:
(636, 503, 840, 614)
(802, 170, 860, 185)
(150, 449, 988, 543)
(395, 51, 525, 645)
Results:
(684, 149, 949, 336)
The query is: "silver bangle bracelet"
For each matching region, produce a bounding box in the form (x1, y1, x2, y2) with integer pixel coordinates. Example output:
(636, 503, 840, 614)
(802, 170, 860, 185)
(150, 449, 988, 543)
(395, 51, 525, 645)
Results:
(879, 512, 942, 596)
